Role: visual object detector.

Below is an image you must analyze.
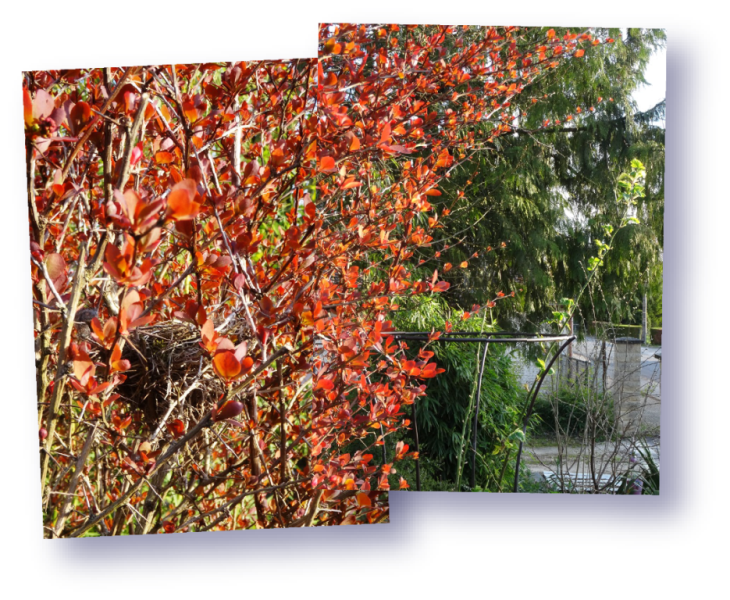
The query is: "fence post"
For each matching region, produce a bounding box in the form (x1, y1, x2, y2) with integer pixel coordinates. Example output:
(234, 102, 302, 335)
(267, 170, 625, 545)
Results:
(601, 340, 607, 393)
(654, 348, 662, 397)
(613, 337, 643, 437)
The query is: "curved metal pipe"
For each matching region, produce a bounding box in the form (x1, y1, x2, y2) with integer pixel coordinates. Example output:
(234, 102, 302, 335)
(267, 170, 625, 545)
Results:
(390, 333, 574, 344)
(382, 329, 576, 492)
(389, 331, 546, 337)
(512, 336, 576, 493)
(470, 342, 490, 488)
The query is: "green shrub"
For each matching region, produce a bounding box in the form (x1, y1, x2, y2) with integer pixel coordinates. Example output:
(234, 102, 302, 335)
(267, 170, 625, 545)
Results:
(529, 383, 615, 440)
(388, 295, 525, 489)
(616, 440, 660, 495)
(341, 295, 525, 492)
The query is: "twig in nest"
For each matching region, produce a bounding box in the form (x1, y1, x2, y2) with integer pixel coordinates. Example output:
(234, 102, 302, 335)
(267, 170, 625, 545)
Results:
(122, 334, 149, 365)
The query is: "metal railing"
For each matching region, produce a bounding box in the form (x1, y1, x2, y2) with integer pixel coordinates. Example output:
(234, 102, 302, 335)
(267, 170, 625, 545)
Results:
(386, 331, 576, 491)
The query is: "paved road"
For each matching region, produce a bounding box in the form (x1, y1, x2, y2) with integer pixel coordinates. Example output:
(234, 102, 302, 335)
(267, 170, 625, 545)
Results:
(522, 437, 661, 490)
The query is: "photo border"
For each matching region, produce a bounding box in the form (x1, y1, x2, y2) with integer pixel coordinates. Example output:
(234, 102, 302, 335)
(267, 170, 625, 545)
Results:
(19, 9, 719, 590)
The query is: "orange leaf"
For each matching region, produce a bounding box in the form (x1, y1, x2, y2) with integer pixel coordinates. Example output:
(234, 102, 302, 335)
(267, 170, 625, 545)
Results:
(420, 363, 444, 378)
(166, 179, 201, 221)
(341, 178, 362, 190)
(110, 343, 131, 373)
(213, 351, 241, 380)
(319, 156, 336, 173)
(434, 148, 453, 168)
(167, 419, 186, 439)
(316, 378, 334, 391)
(356, 492, 372, 507)
(182, 99, 199, 123)
(240, 356, 254, 374)
(379, 122, 392, 145)
(23, 88, 33, 126)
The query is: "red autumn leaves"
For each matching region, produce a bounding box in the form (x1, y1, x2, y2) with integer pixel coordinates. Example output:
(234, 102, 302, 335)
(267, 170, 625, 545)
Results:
(23, 88, 74, 152)
(166, 419, 186, 439)
(200, 318, 254, 382)
(399, 348, 444, 379)
(198, 307, 255, 426)
(103, 236, 155, 287)
(318, 156, 337, 173)
(106, 177, 200, 240)
(102, 179, 201, 287)
(67, 295, 149, 400)
(106, 189, 164, 236)
(67, 342, 116, 399)
(165, 179, 202, 222)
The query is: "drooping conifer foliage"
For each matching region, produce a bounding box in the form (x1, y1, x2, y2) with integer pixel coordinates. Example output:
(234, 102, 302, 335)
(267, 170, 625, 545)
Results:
(417, 28, 665, 328)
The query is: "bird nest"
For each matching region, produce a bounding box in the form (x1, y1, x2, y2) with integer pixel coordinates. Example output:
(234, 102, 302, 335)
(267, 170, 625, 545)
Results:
(115, 317, 253, 436)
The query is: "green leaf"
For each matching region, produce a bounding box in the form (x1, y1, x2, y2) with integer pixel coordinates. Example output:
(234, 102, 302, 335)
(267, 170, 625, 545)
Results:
(508, 429, 526, 443)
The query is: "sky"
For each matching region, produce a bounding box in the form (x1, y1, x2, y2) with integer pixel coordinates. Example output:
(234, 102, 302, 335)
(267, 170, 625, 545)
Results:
(632, 45, 667, 114)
